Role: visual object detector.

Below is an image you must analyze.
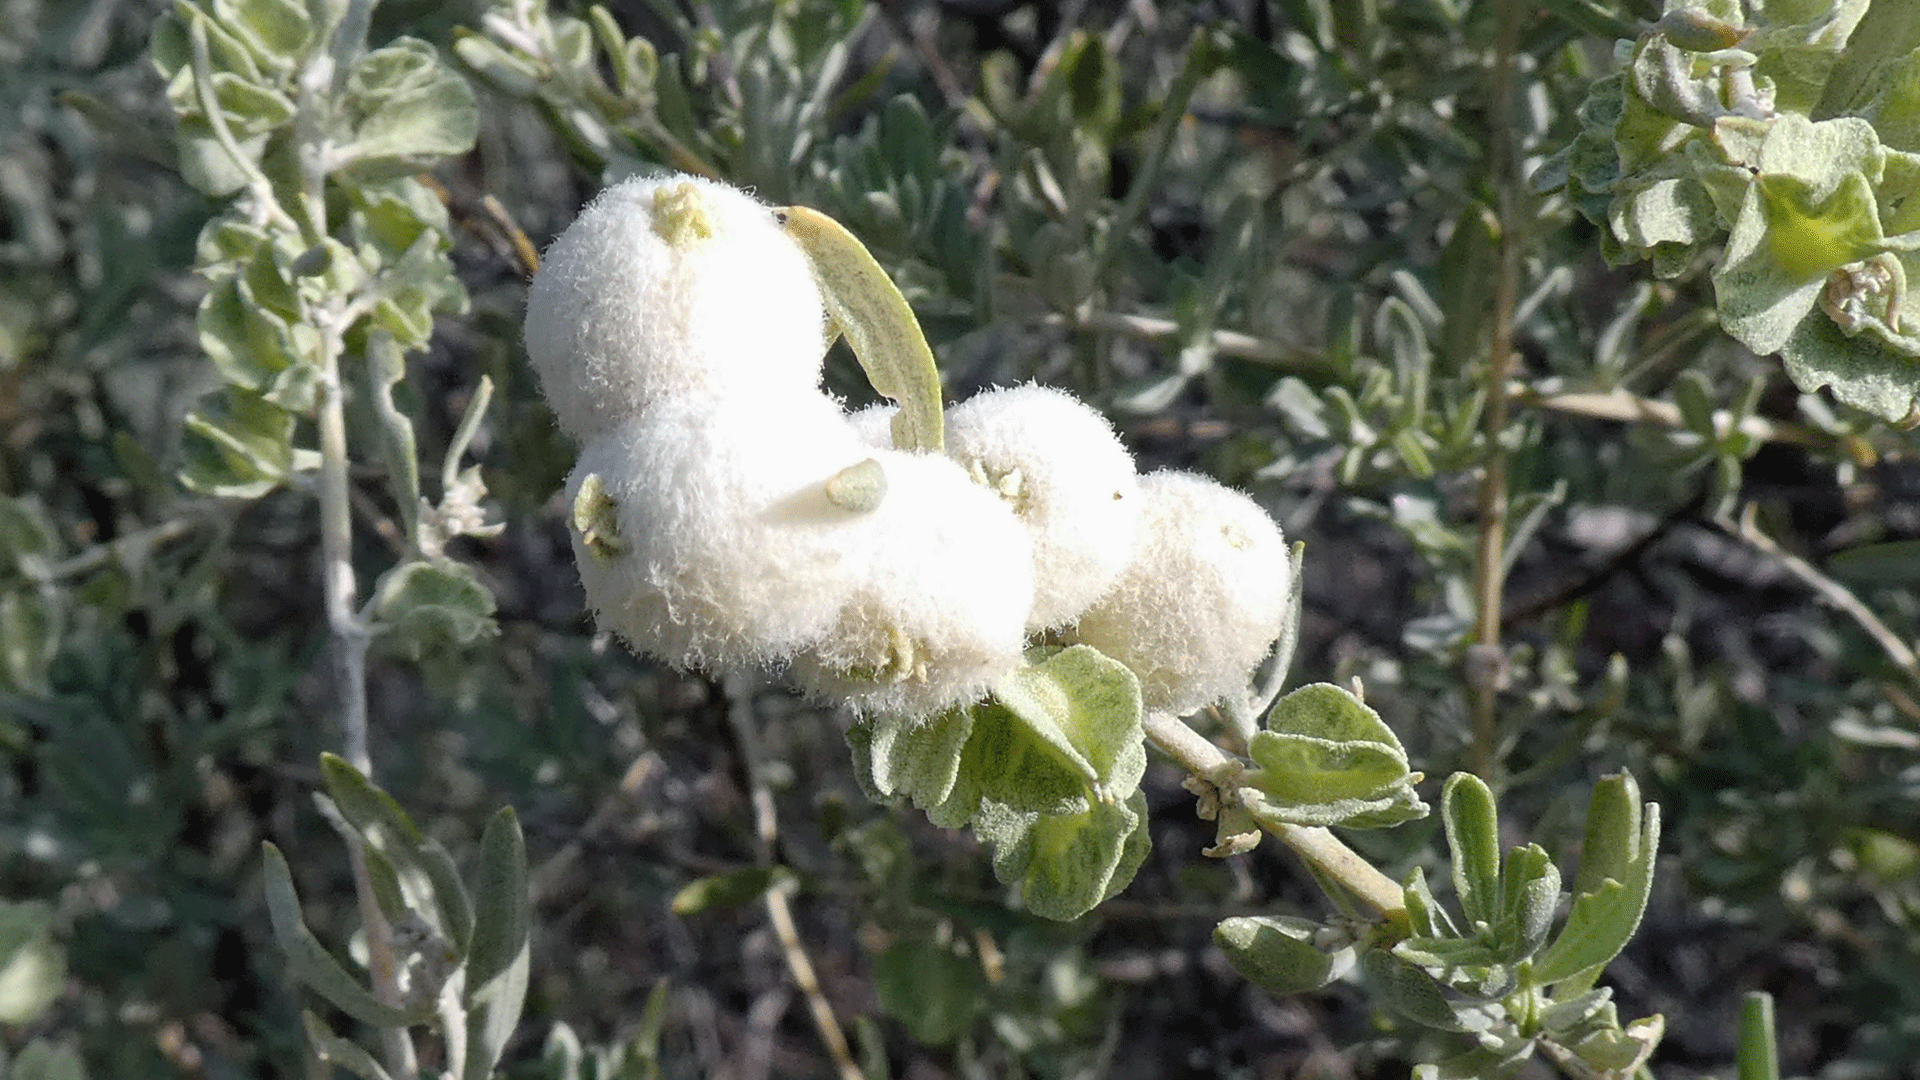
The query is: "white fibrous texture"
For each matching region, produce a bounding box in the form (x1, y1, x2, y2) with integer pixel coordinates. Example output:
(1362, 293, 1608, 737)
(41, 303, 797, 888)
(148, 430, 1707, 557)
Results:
(524, 174, 826, 441)
(566, 392, 875, 670)
(944, 385, 1140, 629)
(845, 401, 896, 448)
(1065, 471, 1290, 716)
(788, 451, 1035, 718)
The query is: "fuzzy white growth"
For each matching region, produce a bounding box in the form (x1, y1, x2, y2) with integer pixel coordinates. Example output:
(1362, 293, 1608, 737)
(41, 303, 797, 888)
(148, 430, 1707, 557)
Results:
(944, 385, 1140, 629)
(524, 175, 827, 441)
(845, 401, 896, 448)
(788, 451, 1036, 719)
(566, 391, 876, 671)
(1065, 471, 1290, 716)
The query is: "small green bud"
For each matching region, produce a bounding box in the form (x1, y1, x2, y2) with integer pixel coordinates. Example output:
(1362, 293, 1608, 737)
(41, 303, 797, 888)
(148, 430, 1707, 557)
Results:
(570, 473, 623, 560)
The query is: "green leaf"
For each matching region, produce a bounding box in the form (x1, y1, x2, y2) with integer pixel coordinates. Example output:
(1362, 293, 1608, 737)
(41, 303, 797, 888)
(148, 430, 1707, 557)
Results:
(1213, 915, 1342, 995)
(991, 645, 1146, 799)
(301, 1012, 396, 1080)
(463, 807, 530, 1080)
(0, 591, 61, 697)
(369, 558, 498, 660)
(1780, 292, 1920, 423)
(260, 843, 424, 1027)
(669, 866, 796, 916)
(211, 0, 314, 66)
(873, 939, 986, 1045)
(779, 205, 945, 453)
(334, 39, 479, 179)
(0, 901, 65, 1025)
(7, 1040, 86, 1080)
(1829, 539, 1920, 585)
(179, 388, 302, 498)
(1245, 683, 1425, 829)
(316, 754, 473, 949)
(1737, 991, 1781, 1080)
(1442, 773, 1501, 930)
(1496, 844, 1560, 961)
(1363, 949, 1492, 1034)
(1533, 773, 1661, 986)
(979, 791, 1149, 921)
(851, 708, 976, 808)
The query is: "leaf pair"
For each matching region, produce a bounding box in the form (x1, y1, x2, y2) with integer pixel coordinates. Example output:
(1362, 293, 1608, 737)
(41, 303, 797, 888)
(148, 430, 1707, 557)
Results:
(264, 756, 530, 1080)
(847, 645, 1151, 920)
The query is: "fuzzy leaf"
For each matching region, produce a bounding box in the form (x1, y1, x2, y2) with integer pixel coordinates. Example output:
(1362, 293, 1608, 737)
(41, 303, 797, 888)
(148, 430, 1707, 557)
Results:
(1213, 916, 1341, 995)
(1533, 774, 1661, 986)
(1246, 684, 1424, 829)
(369, 558, 497, 660)
(334, 39, 479, 179)
(979, 790, 1149, 921)
(779, 205, 945, 453)
(873, 939, 986, 1045)
(991, 645, 1146, 799)
(1443, 773, 1502, 930)
(260, 843, 424, 1027)
(462, 807, 529, 1080)
(178, 389, 301, 498)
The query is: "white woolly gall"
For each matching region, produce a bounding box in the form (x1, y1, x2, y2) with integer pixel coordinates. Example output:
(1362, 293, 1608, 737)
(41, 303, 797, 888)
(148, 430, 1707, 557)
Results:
(1065, 471, 1289, 716)
(943, 385, 1140, 629)
(787, 450, 1035, 720)
(524, 174, 827, 442)
(564, 391, 877, 672)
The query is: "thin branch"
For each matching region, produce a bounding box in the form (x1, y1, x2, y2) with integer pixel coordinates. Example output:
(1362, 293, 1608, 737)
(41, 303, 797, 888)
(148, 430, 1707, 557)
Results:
(1717, 503, 1920, 691)
(1511, 384, 1859, 460)
(723, 682, 863, 1080)
(1467, 0, 1528, 780)
(1140, 712, 1407, 923)
(187, 18, 300, 235)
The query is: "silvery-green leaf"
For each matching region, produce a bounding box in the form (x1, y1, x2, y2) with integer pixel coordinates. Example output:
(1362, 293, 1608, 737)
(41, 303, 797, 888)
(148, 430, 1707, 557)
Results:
(334, 39, 479, 179)
(991, 645, 1146, 799)
(178, 389, 299, 498)
(1362, 949, 1493, 1034)
(210, 0, 314, 66)
(260, 843, 424, 1027)
(368, 558, 497, 660)
(979, 790, 1148, 921)
(1497, 844, 1561, 960)
(463, 807, 530, 1080)
(0, 900, 64, 1025)
(873, 939, 986, 1045)
(1533, 774, 1660, 987)
(1443, 773, 1501, 930)
(1738, 992, 1781, 1080)
(301, 1012, 395, 1080)
(1213, 915, 1340, 995)
(1781, 293, 1920, 423)
(853, 708, 975, 808)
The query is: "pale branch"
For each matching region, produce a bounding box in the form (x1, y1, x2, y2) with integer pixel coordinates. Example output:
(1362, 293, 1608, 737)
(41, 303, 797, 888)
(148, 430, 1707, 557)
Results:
(1140, 711, 1407, 923)
(724, 681, 864, 1080)
(1717, 503, 1920, 692)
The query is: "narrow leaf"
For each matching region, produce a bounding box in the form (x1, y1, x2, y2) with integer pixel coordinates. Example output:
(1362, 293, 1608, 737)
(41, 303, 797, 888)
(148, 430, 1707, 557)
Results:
(260, 843, 421, 1028)
(779, 205, 945, 453)
(1442, 773, 1502, 929)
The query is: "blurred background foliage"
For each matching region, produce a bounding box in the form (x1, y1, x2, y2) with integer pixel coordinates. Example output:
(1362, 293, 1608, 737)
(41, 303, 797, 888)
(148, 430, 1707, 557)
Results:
(5, 0, 1920, 1076)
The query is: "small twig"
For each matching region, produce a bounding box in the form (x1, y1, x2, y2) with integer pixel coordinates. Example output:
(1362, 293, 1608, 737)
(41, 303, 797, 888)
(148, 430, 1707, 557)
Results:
(1140, 712, 1407, 922)
(187, 18, 301, 236)
(25, 517, 200, 582)
(481, 195, 542, 277)
(1717, 503, 1920, 690)
(722, 682, 863, 1080)
(1511, 384, 1860, 460)
(1466, 0, 1529, 780)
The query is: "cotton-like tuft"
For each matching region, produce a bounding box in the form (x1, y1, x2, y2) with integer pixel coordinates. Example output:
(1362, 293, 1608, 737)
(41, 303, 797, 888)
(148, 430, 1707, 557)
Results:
(1064, 471, 1289, 716)
(525, 175, 827, 441)
(787, 450, 1035, 720)
(845, 401, 895, 448)
(943, 385, 1140, 629)
(565, 391, 879, 672)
